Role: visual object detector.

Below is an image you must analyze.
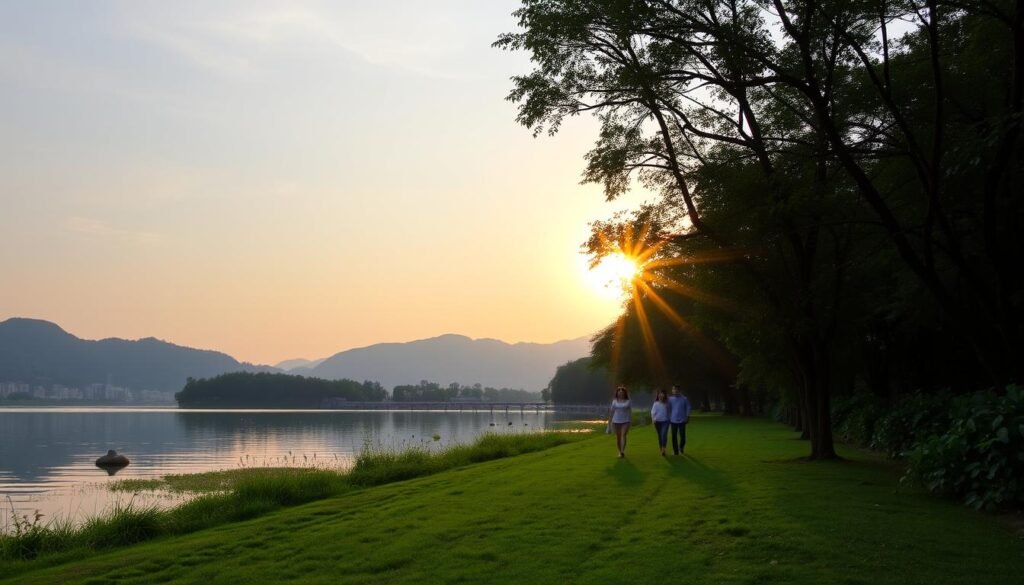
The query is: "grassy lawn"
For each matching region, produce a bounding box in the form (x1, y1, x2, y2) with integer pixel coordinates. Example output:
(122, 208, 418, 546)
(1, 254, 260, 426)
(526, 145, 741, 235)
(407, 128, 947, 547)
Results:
(3, 416, 1021, 584)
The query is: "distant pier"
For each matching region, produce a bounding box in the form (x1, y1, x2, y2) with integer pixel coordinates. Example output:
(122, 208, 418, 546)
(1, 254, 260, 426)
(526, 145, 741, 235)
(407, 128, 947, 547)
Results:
(320, 401, 607, 416)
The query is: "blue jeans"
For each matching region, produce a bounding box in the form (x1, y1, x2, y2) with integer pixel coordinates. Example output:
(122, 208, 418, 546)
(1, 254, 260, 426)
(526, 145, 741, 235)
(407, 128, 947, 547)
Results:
(670, 422, 687, 454)
(654, 421, 669, 448)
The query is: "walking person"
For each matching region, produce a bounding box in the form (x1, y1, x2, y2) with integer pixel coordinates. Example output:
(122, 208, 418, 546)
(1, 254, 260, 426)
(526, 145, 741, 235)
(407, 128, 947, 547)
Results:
(650, 389, 670, 456)
(607, 386, 632, 458)
(667, 384, 691, 455)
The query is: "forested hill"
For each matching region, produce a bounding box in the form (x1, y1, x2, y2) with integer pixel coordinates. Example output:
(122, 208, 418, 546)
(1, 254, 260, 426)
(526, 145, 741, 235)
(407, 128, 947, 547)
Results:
(0, 318, 274, 392)
(297, 334, 589, 391)
(175, 372, 387, 408)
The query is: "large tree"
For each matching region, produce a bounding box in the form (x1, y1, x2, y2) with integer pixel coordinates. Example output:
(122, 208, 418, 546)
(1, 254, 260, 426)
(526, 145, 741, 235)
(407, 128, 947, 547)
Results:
(498, 0, 1022, 458)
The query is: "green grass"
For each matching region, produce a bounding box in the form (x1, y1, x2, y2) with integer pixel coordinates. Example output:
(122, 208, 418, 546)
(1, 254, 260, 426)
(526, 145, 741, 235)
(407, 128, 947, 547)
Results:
(0, 430, 585, 572)
(3, 416, 1022, 584)
(110, 467, 341, 494)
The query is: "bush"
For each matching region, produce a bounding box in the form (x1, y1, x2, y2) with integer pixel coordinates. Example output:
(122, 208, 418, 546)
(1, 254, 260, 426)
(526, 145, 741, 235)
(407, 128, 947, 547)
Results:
(869, 392, 950, 458)
(906, 385, 1024, 511)
(832, 395, 884, 446)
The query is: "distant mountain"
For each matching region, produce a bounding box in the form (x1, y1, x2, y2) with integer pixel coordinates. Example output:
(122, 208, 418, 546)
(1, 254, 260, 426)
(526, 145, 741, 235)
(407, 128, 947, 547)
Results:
(306, 334, 591, 391)
(274, 357, 327, 371)
(0, 318, 275, 392)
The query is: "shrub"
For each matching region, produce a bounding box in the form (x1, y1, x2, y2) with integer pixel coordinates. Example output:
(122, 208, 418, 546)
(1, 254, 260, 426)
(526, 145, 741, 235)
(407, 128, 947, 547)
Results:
(906, 385, 1024, 511)
(869, 392, 950, 458)
(832, 395, 884, 446)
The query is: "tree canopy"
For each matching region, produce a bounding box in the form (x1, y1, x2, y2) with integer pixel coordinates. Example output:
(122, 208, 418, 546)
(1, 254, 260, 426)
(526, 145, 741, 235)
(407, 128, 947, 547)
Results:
(547, 357, 615, 404)
(499, 0, 1023, 458)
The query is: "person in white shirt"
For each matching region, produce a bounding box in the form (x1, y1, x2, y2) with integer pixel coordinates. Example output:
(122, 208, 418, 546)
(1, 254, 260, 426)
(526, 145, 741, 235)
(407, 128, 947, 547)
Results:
(607, 386, 632, 458)
(650, 388, 670, 456)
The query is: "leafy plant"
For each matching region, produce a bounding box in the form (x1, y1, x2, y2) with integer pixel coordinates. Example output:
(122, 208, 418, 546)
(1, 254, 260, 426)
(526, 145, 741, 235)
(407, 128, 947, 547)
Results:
(870, 393, 950, 458)
(906, 386, 1024, 510)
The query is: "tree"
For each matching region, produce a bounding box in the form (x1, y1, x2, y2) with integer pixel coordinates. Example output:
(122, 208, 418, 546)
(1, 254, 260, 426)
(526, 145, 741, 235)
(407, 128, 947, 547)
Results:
(499, 0, 1024, 458)
(548, 358, 614, 404)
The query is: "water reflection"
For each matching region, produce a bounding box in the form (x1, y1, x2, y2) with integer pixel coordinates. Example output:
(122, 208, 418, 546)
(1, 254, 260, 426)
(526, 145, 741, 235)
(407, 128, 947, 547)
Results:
(0, 408, 553, 528)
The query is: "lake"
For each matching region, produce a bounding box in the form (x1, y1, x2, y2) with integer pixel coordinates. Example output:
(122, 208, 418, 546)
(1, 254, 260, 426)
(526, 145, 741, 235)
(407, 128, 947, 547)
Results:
(0, 407, 557, 530)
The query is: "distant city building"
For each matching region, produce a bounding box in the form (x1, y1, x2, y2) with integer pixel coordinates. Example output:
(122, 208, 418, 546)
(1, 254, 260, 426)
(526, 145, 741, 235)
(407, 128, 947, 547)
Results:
(0, 381, 174, 403)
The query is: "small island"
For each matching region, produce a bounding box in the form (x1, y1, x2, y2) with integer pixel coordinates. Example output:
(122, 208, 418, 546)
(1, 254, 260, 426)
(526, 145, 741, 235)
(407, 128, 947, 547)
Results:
(175, 372, 387, 408)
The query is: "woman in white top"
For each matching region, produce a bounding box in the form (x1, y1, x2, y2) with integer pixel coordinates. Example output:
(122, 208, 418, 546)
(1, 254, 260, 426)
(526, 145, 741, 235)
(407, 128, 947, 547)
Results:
(650, 389, 670, 456)
(608, 386, 632, 458)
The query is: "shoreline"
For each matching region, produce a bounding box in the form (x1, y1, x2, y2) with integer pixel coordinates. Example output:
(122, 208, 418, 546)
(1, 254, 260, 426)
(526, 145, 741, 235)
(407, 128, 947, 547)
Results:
(0, 429, 591, 568)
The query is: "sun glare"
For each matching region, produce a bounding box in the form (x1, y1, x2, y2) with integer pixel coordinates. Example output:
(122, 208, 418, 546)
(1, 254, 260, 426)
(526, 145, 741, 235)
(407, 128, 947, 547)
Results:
(585, 253, 641, 300)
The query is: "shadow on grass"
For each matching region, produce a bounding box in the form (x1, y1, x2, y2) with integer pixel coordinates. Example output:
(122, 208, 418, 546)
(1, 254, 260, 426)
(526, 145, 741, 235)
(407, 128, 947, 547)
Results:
(607, 458, 645, 487)
(666, 455, 737, 496)
(759, 453, 900, 479)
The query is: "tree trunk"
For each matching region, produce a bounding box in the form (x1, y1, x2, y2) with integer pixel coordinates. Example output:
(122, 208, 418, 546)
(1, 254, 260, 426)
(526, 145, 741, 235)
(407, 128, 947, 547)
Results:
(722, 384, 739, 415)
(734, 385, 753, 416)
(792, 404, 803, 434)
(799, 344, 839, 459)
(810, 379, 837, 459)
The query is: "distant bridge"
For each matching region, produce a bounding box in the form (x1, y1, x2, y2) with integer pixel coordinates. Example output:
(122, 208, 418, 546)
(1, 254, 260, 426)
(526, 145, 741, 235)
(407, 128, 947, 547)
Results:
(321, 401, 608, 416)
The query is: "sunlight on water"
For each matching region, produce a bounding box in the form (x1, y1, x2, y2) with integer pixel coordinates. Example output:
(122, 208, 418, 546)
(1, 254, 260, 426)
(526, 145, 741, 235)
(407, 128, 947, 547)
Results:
(0, 408, 556, 529)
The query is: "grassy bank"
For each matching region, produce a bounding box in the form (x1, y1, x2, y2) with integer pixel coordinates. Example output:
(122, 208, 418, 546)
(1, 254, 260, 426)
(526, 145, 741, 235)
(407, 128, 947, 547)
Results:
(3, 416, 1023, 584)
(0, 431, 584, 573)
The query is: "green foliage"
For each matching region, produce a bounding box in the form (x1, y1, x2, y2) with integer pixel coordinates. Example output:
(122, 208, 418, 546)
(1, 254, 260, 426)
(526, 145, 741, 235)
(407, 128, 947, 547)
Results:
(907, 386, 1024, 511)
(175, 372, 387, 408)
(870, 393, 951, 458)
(831, 386, 1024, 510)
(498, 0, 1024, 460)
(832, 395, 885, 447)
(546, 357, 612, 404)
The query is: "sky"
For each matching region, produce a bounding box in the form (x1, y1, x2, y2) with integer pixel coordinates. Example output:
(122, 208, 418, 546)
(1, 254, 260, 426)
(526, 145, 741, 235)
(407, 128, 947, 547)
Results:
(0, 0, 647, 365)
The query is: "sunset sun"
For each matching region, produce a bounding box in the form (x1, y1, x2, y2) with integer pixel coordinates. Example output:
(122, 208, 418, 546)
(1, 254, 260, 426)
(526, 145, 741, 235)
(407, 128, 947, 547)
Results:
(584, 253, 641, 300)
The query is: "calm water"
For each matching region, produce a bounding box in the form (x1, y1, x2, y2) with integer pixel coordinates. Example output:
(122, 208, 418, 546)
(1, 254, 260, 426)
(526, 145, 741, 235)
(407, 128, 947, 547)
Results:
(0, 407, 554, 529)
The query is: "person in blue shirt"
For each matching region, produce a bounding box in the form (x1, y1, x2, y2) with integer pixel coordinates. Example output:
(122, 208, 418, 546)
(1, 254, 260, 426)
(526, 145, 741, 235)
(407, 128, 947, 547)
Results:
(667, 384, 691, 455)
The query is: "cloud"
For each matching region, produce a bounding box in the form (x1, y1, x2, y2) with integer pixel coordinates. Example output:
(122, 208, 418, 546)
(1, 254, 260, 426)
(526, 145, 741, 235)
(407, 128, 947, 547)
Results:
(115, 2, 471, 80)
(124, 20, 255, 77)
(63, 216, 163, 245)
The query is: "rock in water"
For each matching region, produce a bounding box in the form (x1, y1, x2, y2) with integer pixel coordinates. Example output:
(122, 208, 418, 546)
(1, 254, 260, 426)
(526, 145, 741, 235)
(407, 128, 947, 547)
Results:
(95, 450, 130, 475)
